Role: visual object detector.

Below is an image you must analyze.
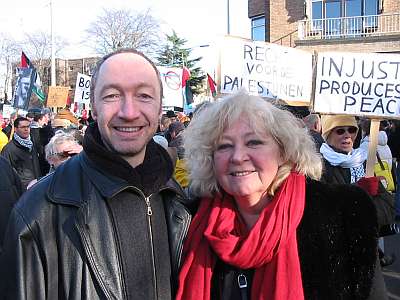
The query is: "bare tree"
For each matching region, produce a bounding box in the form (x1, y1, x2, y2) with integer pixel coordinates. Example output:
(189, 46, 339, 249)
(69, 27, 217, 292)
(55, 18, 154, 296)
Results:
(0, 34, 19, 103)
(86, 8, 162, 56)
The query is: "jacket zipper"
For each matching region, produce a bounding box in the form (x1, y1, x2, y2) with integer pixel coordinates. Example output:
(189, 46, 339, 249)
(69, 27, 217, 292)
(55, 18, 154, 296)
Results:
(145, 195, 158, 299)
(237, 273, 248, 300)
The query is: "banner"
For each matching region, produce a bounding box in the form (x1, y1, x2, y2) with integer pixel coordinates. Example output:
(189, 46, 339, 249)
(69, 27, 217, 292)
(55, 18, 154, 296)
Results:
(219, 36, 313, 104)
(47, 86, 69, 108)
(12, 68, 35, 110)
(157, 66, 184, 109)
(314, 52, 400, 117)
(74, 72, 91, 106)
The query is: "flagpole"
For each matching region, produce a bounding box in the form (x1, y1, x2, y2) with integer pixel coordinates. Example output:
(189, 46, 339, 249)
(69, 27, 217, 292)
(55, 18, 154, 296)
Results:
(50, 0, 56, 86)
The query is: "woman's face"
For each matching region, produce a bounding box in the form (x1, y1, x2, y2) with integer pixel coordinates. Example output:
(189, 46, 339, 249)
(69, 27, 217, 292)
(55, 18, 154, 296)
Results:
(327, 126, 358, 153)
(213, 118, 283, 205)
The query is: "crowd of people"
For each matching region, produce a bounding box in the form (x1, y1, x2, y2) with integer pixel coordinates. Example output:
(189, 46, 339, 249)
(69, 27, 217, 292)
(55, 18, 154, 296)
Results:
(0, 48, 399, 299)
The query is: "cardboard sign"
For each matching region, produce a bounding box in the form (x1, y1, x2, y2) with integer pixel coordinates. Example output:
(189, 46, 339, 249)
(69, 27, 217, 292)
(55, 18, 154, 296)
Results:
(219, 36, 313, 104)
(158, 66, 184, 109)
(47, 86, 69, 108)
(314, 52, 400, 118)
(2, 104, 14, 118)
(74, 73, 91, 106)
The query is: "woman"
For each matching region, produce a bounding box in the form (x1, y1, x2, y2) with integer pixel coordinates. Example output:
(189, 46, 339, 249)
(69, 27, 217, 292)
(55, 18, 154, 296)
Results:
(177, 91, 385, 299)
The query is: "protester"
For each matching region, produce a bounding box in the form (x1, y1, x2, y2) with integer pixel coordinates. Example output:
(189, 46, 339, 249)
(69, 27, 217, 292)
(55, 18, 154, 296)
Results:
(388, 120, 400, 220)
(168, 121, 185, 160)
(320, 115, 396, 267)
(303, 113, 324, 150)
(29, 109, 51, 176)
(0, 49, 191, 299)
(0, 130, 8, 152)
(1, 116, 41, 190)
(2, 111, 17, 140)
(177, 91, 386, 300)
(0, 157, 23, 252)
(45, 131, 83, 170)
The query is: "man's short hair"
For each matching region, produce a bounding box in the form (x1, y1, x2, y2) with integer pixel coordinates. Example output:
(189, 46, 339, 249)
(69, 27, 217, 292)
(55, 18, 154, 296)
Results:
(14, 116, 29, 128)
(89, 48, 163, 103)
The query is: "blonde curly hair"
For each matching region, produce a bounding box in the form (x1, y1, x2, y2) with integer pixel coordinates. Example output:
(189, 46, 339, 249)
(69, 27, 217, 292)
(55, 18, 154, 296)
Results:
(183, 91, 322, 197)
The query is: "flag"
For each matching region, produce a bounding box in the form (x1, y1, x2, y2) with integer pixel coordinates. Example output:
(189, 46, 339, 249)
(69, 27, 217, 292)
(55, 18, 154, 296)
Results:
(32, 69, 46, 102)
(21, 51, 31, 68)
(182, 67, 191, 88)
(207, 73, 217, 97)
(184, 85, 193, 105)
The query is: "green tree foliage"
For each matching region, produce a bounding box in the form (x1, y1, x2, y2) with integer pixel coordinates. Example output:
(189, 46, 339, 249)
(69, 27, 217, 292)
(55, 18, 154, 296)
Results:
(156, 31, 206, 96)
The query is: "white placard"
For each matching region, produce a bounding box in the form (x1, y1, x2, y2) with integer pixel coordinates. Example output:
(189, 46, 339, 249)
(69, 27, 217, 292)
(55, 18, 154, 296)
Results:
(314, 52, 400, 117)
(220, 36, 313, 103)
(2, 104, 14, 118)
(158, 66, 184, 109)
(74, 73, 91, 106)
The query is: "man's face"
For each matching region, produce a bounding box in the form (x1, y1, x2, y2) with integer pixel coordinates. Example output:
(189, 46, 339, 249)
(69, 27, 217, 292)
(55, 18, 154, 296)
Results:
(92, 53, 161, 167)
(15, 120, 31, 139)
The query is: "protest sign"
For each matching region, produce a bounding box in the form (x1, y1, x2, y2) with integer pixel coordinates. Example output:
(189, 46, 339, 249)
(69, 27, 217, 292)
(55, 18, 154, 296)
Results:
(219, 36, 313, 104)
(2, 105, 14, 118)
(12, 68, 35, 110)
(74, 73, 91, 107)
(158, 66, 184, 109)
(314, 52, 400, 118)
(47, 86, 69, 108)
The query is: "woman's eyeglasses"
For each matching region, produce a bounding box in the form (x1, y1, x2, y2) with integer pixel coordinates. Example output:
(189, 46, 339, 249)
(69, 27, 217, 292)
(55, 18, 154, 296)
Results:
(333, 126, 358, 135)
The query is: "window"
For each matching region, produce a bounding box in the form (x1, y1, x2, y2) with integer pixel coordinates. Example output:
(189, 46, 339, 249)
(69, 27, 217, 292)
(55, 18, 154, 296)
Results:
(311, 0, 379, 35)
(251, 16, 265, 41)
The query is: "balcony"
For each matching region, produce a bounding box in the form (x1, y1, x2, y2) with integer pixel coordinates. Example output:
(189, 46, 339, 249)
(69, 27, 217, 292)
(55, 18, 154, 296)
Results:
(298, 13, 400, 40)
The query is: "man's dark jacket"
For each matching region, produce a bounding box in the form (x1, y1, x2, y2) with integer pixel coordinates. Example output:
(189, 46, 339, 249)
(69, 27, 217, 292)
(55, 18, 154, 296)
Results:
(0, 157, 22, 252)
(0, 150, 191, 299)
(1, 138, 41, 190)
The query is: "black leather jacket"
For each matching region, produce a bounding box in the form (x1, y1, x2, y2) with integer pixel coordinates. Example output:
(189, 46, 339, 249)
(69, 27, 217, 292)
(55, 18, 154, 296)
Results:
(0, 152, 191, 300)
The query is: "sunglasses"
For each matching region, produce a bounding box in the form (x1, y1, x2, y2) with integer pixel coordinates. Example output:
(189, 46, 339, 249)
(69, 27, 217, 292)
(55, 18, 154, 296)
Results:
(333, 126, 358, 135)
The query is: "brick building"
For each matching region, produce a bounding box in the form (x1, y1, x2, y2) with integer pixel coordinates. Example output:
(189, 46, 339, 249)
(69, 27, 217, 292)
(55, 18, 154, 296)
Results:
(248, 0, 400, 53)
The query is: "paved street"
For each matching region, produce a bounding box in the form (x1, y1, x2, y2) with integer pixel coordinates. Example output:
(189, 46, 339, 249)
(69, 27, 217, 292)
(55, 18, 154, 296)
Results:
(383, 232, 400, 299)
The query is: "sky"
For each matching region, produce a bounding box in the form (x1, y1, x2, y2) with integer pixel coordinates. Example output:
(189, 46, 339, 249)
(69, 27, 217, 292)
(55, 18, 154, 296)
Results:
(0, 0, 250, 73)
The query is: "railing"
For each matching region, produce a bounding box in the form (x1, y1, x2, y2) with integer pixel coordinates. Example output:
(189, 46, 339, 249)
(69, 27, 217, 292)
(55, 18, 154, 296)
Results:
(298, 13, 400, 40)
(272, 29, 298, 47)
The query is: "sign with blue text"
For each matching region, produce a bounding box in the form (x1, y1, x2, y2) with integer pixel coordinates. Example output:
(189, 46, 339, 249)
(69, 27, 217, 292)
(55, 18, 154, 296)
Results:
(314, 52, 400, 118)
(219, 36, 313, 104)
(74, 72, 91, 106)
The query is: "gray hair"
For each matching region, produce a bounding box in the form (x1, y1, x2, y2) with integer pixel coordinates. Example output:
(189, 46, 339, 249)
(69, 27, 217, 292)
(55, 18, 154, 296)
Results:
(183, 91, 322, 197)
(45, 131, 79, 160)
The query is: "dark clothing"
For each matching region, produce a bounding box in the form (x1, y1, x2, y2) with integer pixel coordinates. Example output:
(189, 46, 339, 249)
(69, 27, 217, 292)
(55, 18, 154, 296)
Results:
(0, 157, 22, 252)
(321, 159, 395, 228)
(308, 130, 324, 150)
(1, 138, 41, 190)
(2, 124, 12, 139)
(169, 134, 184, 160)
(30, 127, 49, 176)
(0, 124, 191, 299)
(210, 180, 386, 300)
(388, 125, 400, 160)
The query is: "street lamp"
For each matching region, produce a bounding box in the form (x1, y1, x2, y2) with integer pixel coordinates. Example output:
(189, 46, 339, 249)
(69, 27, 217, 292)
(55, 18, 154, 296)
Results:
(227, 0, 230, 35)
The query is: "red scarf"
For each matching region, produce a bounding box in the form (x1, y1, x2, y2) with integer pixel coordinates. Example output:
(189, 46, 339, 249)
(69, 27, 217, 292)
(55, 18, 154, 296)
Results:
(176, 172, 305, 300)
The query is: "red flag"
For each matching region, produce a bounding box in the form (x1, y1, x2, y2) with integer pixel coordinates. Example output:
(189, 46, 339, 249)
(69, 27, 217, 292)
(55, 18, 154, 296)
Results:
(21, 51, 31, 68)
(182, 67, 191, 88)
(207, 73, 216, 97)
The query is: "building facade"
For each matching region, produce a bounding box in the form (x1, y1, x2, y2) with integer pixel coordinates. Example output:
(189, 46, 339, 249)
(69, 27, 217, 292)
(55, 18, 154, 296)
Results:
(248, 0, 400, 53)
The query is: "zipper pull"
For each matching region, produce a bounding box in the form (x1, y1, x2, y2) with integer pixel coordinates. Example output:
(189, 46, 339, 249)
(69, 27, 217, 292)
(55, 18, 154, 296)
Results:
(145, 196, 153, 216)
(237, 273, 248, 300)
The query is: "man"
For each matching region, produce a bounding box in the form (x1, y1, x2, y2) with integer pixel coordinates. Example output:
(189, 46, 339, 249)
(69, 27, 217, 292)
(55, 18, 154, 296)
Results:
(1, 116, 41, 190)
(29, 109, 48, 175)
(303, 113, 324, 150)
(2, 111, 18, 140)
(0, 49, 191, 299)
